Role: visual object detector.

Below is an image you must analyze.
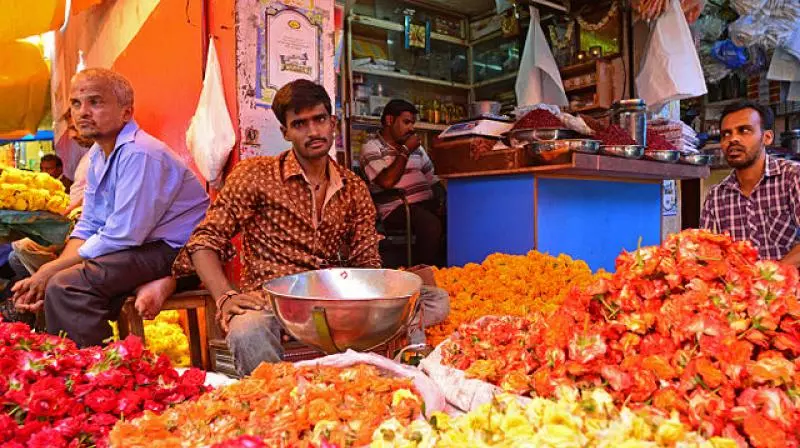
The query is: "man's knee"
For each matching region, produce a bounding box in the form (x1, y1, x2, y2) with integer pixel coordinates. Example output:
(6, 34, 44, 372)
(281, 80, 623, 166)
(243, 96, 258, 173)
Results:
(45, 269, 72, 305)
(420, 286, 450, 327)
(227, 311, 283, 372)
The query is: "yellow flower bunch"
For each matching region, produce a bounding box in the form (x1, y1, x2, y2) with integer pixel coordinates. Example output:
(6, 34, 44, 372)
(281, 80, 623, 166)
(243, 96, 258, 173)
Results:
(0, 166, 70, 213)
(110, 311, 191, 367)
(370, 388, 737, 448)
(429, 251, 609, 346)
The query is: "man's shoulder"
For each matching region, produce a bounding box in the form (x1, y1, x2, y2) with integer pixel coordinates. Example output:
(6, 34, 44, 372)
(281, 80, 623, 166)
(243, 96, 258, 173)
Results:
(704, 174, 735, 203)
(775, 158, 800, 179)
(361, 137, 384, 151)
(228, 155, 280, 181)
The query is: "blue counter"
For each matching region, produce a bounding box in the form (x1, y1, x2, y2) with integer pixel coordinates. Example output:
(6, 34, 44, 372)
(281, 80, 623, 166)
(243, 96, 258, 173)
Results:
(444, 153, 709, 272)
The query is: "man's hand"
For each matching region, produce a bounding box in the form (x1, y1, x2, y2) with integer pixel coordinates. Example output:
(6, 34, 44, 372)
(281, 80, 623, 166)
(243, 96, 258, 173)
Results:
(12, 264, 59, 312)
(401, 134, 421, 152)
(220, 293, 268, 333)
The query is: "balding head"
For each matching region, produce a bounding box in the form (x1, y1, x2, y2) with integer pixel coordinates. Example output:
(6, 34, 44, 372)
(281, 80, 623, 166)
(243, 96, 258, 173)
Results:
(69, 68, 135, 152)
(72, 68, 134, 108)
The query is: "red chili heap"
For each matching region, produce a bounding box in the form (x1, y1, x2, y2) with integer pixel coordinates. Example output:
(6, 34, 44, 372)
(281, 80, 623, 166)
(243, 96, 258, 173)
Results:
(647, 129, 678, 151)
(513, 109, 564, 130)
(442, 229, 800, 448)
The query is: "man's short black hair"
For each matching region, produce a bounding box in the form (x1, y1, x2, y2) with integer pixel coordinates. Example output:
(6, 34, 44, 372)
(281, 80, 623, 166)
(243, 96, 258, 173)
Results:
(381, 99, 418, 126)
(720, 100, 774, 131)
(40, 154, 63, 168)
(272, 79, 332, 127)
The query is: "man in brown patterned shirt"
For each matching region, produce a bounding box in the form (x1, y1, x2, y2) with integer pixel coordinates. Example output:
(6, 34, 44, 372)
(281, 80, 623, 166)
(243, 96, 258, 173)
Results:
(171, 80, 382, 375)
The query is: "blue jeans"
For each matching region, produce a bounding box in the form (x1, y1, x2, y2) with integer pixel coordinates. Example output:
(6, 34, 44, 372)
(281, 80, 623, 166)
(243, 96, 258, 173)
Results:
(227, 285, 450, 376)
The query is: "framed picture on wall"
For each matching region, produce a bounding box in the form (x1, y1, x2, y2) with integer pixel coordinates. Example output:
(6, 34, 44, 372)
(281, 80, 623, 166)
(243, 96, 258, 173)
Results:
(404, 16, 431, 53)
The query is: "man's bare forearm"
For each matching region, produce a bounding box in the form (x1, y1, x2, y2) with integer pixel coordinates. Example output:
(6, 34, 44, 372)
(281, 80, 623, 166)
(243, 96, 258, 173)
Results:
(190, 249, 236, 299)
(781, 244, 800, 267)
(43, 238, 86, 273)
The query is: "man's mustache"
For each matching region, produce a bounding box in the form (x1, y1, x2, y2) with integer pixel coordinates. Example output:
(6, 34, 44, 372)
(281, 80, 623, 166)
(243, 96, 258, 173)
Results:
(306, 138, 328, 148)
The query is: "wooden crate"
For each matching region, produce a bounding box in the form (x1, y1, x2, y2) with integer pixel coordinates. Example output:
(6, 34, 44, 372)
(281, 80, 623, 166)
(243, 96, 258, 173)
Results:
(431, 136, 534, 175)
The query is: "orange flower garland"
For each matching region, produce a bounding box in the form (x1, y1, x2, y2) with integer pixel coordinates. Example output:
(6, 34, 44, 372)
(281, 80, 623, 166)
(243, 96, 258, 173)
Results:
(429, 251, 608, 346)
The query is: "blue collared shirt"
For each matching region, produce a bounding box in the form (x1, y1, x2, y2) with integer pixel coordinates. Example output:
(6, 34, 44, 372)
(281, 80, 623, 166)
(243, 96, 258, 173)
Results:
(71, 120, 210, 259)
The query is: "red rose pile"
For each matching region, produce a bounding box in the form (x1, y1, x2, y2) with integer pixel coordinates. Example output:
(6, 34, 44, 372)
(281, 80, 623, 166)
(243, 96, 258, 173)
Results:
(0, 321, 208, 448)
(441, 229, 800, 448)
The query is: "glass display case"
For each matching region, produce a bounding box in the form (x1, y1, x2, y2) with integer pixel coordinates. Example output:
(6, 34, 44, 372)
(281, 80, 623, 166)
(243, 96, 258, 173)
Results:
(471, 34, 520, 84)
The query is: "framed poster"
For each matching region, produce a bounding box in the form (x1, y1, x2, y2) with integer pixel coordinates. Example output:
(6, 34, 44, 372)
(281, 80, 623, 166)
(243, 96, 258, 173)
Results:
(259, 6, 324, 106)
(662, 180, 677, 216)
(404, 16, 431, 53)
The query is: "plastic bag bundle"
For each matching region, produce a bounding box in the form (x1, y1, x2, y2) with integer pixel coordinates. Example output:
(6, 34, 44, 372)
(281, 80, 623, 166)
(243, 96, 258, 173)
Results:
(731, 0, 767, 15)
(742, 45, 768, 75)
(711, 39, 748, 69)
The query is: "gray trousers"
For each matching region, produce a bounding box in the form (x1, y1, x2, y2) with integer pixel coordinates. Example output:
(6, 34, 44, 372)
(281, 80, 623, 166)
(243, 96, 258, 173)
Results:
(228, 285, 450, 376)
(45, 241, 178, 348)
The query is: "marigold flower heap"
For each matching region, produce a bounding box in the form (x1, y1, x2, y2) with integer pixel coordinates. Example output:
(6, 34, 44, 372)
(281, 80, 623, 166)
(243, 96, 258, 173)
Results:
(0, 321, 208, 448)
(110, 311, 191, 367)
(109, 362, 424, 448)
(440, 229, 800, 448)
(0, 166, 70, 214)
(431, 251, 605, 346)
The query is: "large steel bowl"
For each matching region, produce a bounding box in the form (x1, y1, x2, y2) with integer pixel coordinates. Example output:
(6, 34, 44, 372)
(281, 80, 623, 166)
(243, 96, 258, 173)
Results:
(264, 268, 422, 354)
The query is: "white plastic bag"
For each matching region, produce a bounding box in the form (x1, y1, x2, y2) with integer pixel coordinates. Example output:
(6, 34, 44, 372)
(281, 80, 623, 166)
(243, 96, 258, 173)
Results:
(295, 350, 447, 417)
(515, 7, 568, 107)
(636, 0, 707, 110)
(186, 38, 236, 189)
(418, 316, 532, 412)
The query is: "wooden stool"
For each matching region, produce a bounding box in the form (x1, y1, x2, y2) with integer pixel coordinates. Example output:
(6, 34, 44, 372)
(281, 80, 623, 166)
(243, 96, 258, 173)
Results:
(118, 290, 220, 369)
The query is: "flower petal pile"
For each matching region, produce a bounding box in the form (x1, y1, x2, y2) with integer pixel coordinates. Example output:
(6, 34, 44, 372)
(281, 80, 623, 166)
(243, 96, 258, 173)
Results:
(440, 229, 800, 447)
(109, 362, 424, 448)
(0, 321, 208, 448)
(111, 311, 191, 367)
(0, 167, 70, 213)
(431, 251, 606, 346)
(371, 388, 736, 447)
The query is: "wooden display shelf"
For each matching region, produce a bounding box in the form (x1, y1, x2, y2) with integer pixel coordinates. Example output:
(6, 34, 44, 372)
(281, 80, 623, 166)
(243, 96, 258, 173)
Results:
(352, 67, 471, 89)
(473, 72, 517, 89)
(439, 152, 710, 181)
(565, 82, 597, 93)
(352, 115, 449, 132)
(349, 14, 467, 46)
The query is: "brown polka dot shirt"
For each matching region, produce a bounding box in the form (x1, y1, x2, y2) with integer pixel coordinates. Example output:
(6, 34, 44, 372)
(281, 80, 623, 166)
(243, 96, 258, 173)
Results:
(172, 150, 382, 296)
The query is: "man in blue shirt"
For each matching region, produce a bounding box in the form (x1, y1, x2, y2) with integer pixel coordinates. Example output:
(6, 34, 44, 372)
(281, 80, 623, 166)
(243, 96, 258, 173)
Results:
(12, 68, 209, 347)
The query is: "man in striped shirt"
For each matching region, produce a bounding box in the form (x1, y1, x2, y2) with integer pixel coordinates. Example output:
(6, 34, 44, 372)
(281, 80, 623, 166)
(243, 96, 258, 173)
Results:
(700, 100, 800, 265)
(360, 99, 443, 266)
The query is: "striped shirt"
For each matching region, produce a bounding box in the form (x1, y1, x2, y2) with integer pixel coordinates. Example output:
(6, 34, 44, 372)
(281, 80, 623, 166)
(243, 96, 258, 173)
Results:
(360, 133, 438, 219)
(700, 156, 800, 260)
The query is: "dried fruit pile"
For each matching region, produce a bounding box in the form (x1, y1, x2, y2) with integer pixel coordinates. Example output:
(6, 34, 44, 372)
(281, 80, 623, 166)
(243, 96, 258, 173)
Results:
(647, 129, 678, 151)
(0, 322, 208, 448)
(430, 251, 606, 346)
(440, 229, 800, 447)
(371, 389, 735, 448)
(513, 109, 563, 130)
(109, 363, 423, 448)
(593, 124, 637, 146)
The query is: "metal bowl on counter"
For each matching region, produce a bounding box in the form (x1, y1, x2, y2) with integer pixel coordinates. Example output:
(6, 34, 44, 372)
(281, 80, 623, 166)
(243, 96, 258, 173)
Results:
(527, 139, 600, 165)
(644, 150, 681, 164)
(679, 154, 713, 166)
(469, 101, 502, 118)
(599, 145, 645, 159)
(265, 268, 422, 354)
(508, 128, 580, 146)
